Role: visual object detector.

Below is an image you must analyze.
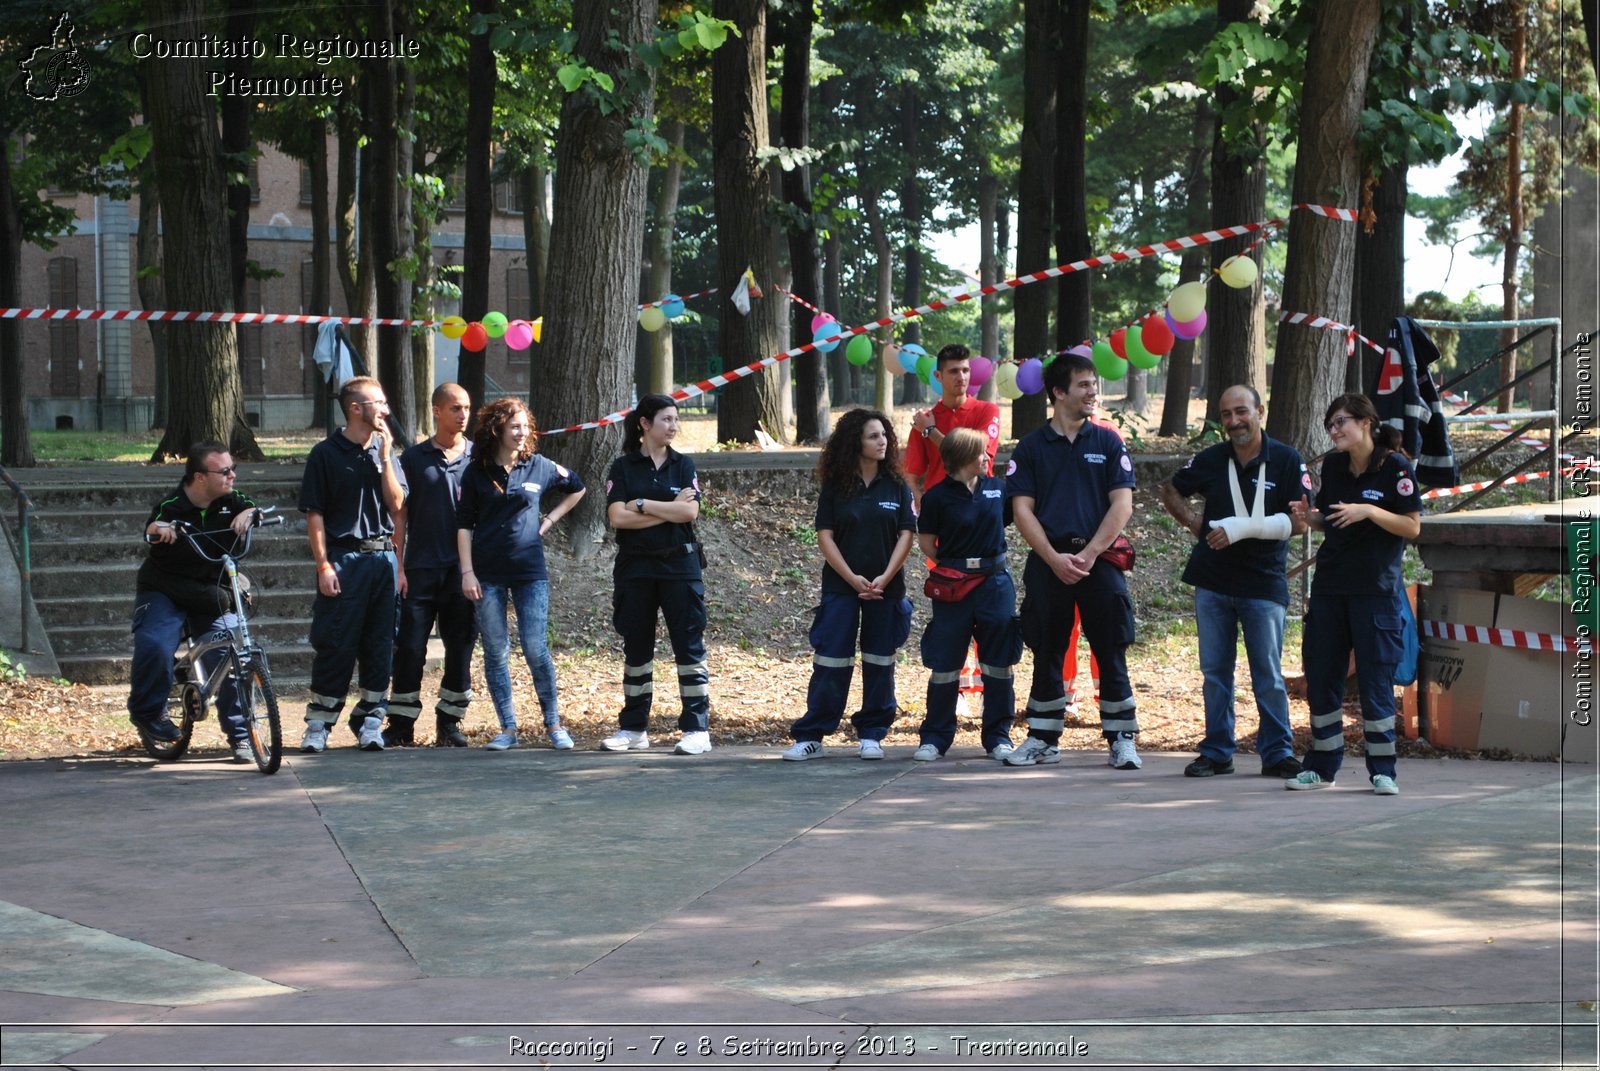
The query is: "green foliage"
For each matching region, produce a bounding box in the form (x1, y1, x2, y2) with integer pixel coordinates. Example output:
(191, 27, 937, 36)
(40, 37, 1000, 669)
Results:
(0, 650, 24, 685)
(1188, 419, 1225, 448)
(790, 524, 819, 547)
(1101, 407, 1145, 450)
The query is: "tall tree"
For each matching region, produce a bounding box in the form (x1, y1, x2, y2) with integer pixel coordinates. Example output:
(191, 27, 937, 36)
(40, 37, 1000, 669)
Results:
(1266, 0, 1382, 456)
(645, 117, 686, 397)
(714, 0, 785, 443)
(143, 0, 261, 460)
(1053, 0, 1091, 361)
(364, 0, 416, 445)
(777, 0, 829, 442)
(1011, 0, 1058, 438)
(458, 0, 497, 412)
(1161, 99, 1213, 436)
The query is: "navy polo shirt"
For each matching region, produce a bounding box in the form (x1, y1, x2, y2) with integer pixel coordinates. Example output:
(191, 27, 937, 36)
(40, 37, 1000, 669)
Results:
(1004, 420, 1135, 542)
(918, 474, 1008, 563)
(606, 448, 702, 581)
(457, 454, 585, 585)
(298, 431, 406, 541)
(815, 472, 917, 597)
(399, 438, 472, 570)
(1312, 450, 1423, 597)
(1170, 435, 1310, 605)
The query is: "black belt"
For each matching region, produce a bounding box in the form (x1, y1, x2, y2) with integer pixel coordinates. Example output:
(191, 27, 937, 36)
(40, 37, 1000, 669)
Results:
(937, 554, 1007, 573)
(1049, 535, 1089, 552)
(623, 541, 701, 561)
(332, 537, 393, 553)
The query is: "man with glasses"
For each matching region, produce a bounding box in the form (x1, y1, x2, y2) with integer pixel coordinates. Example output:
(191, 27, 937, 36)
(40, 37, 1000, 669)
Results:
(298, 375, 407, 753)
(129, 442, 259, 761)
(1159, 384, 1311, 780)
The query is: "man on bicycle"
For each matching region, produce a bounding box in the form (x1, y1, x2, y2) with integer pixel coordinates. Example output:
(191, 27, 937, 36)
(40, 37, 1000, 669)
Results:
(130, 442, 259, 761)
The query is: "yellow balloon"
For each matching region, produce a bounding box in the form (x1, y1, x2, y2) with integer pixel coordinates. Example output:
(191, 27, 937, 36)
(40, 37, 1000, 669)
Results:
(1168, 280, 1209, 322)
(639, 305, 667, 332)
(1219, 254, 1259, 289)
(996, 362, 1023, 400)
(439, 315, 467, 340)
(531, 317, 543, 344)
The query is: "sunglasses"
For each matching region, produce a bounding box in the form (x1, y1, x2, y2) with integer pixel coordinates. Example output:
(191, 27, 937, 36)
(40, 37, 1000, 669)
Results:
(206, 466, 237, 477)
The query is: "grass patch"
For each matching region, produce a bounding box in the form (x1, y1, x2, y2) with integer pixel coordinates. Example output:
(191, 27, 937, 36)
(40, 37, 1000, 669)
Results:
(31, 430, 324, 465)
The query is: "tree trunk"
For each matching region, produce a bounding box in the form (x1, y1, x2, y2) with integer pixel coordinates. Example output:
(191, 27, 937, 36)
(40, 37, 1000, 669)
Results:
(647, 118, 684, 397)
(978, 168, 999, 404)
(1161, 98, 1213, 436)
(335, 101, 375, 366)
(780, 1, 828, 442)
(144, 0, 259, 461)
(307, 125, 332, 428)
(533, 0, 658, 558)
(825, 217, 850, 401)
(864, 184, 895, 415)
(458, 0, 497, 413)
(1498, 1, 1526, 413)
(522, 161, 549, 324)
(1266, 0, 1381, 457)
(996, 194, 1010, 362)
(899, 86, 926, 407)
(1012, 0, 1058, 438)
(365, 0, 416, 446)
(220, 0, 255, 315)
(1053, 0, 1091, 358)
(0, 140, 33, 467)
(1354, 160, 1408, 394)
(1208, 0, 1268, 415)
(713, 0, 785, 444)
(135, 155, 169, 431)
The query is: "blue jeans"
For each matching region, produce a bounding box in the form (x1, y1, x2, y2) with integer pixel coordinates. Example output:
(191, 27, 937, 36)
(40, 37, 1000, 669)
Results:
(128, 590, 244, 745)
(1194, 586, 1293, 767)
(476, 579, 558, 732)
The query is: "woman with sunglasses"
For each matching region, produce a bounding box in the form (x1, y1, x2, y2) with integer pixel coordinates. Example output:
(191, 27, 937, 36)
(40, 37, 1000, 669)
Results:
(1289, 394, 1422, 795)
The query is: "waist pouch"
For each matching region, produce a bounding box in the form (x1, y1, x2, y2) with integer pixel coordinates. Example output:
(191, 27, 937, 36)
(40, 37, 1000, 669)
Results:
(924, 565, 989, 603)
(1050, 534, 1136, 572)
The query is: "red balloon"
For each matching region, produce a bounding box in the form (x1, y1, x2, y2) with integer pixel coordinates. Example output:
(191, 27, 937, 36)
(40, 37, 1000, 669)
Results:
(1109, 327, 1129, 359)
(460, 322, 488, 352)
(1140, 314, 1175, 356)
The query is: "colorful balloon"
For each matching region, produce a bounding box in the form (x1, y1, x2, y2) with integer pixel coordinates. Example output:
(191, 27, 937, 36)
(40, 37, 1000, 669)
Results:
(1092, 339, 1128, 381)
(482, 311, 508, 338)
(504, 319, 534, 350)
(898, 342, 927, 375)
(460, 322, 488, 352)
(845, 332, 873, 366)
(439, 315, 467, 341)
(996, 361, 1023, 400)
(1167, 307, 1207, 340)
(531, 318, 543, 344)
(810, 312, 835, 334)
(661, 294, 686, 319)
(882, 342, 902, 373)
(1066, 343, 1093, 360)
(812, 320, 843, 353)
(968, 355, 994, 388)
(639, 305, 667, 332)
(1140, 314, 1174, 356)
(1219, 254, 1258, 289)
(1168, 280, 1208, 322)
(1109, 328, 1129, 360)
(915, 354, 936, 383)
(1016, 358, 1044, 395)
(1125, 325, 1161, 369)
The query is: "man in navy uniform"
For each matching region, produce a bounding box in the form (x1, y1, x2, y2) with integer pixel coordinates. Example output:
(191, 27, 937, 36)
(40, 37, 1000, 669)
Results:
(386, 382, 476, 747)
(298, 376, 406, 753)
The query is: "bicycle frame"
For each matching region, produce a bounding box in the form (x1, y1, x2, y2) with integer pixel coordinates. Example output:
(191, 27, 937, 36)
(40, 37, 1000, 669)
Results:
(162, 512, 277, 715)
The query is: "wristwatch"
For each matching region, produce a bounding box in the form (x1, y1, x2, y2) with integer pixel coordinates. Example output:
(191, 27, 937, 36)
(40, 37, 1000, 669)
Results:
(635, 497, 646, 513)
(920, 425, 933, 439)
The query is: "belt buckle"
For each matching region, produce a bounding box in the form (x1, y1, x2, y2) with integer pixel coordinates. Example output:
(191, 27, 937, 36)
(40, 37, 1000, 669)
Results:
(964, 557, 981, 570)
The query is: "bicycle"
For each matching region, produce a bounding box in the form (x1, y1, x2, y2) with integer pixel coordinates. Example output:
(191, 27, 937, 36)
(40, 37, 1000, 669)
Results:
(139, 506, 287, 774)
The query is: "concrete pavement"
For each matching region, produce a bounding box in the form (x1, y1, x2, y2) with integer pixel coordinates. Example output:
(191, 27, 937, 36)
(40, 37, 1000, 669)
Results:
(0, 745, 1595, 1069)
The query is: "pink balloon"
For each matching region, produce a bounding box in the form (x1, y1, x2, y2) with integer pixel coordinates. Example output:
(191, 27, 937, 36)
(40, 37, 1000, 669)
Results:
(810, 312, 836, 334)
(1066, 344, 1093, 359)
(968, 356, 994, 388)
(1167, 307, 1208, 340)
(504, 319, 534, 350)
(881, 342, 901, 373)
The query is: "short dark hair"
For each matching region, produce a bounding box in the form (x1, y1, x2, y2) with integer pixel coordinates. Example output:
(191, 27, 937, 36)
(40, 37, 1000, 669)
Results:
(935, 343, 970, 370)
(184, 441, 228, 483)
(623, 394, 679, 455)
(1220, 384, 1262, 409)
(1043, 352, 1095, 403)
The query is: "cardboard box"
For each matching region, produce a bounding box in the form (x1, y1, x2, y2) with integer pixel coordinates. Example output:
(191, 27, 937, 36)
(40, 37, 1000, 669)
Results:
(1477, 593, 1587, 762)
(1415, 584, 1498, 751)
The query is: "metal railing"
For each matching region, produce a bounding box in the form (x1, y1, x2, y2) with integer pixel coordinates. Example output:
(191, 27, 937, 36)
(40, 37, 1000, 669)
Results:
(0, 466, 33, 654)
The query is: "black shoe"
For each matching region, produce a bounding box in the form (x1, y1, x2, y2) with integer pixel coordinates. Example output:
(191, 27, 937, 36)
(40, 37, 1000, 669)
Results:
(382, 718, 416, 748)
(1184, 755, 1234, 777)
(1261, 756, 1303, 778)
(131, 715, 181, 743)
(435, 714, 468, 747)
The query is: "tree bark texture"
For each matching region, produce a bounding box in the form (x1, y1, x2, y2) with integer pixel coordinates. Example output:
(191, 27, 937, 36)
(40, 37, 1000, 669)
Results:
(978, 168, 999, 403)
(1207, 0, 1268, 414)
(713, 0, 785, 444)
(145, 0, 259, 461)
(534, 0, 658, 557)
(1161, 98, 1213, 436)
(459, 0, 497, 413)
(1354, 160, 1408, 394)
(780, 2, 828, 442)
(1053, 0, 1091, 356)
(899, 85, 926, 407)
(647, 119, 685, 398)
(1498, 1, 1527, 413)
(135, 156, 169, 430)
(335, 102, 375, 365)
(1266, 0, 1381, 457)
(364, 0, 415, 446)
(220, 0, 255, 314)
(1012, 0, 1058, 437)
(0, 141, 32, 467)
(307, 127, 331, 428)
(521, 161, 549, 325)
(864, 183, 895, 415)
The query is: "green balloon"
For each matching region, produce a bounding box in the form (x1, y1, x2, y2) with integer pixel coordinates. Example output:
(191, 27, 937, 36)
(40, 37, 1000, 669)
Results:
(1092, 339, 1128, 380)
(482, 311, 509, 338)
(1125, 325, 1162, 369)
(915, 354, 936, 381)
(845, 332, 873, 366)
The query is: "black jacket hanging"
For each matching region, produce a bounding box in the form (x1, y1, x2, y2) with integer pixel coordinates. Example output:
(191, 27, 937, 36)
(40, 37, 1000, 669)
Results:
(1371, 316, 1459, 489)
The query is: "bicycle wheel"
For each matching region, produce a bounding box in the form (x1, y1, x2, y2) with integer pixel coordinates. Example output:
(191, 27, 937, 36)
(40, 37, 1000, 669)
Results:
(143, 682, 200, 761)
(238, 657, 282, 775)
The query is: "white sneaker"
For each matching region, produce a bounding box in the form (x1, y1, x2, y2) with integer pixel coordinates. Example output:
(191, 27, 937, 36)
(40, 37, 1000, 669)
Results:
(859, 739, 885, 761)
(548, 726, 575, 750)
(484, 731, 518, 751)
(600, 729, 649, 751)
(912, 743, 941, 762)
(674, 731, 713, 755)
(1005, 737, 1061, 766)
(783, 740, 823, 761)
(1371, 774, 1399, 796)
(300, 721, 329, 753)
(1108, 734, 1141, 770)
(358, 715, 386, 751)
(988, 741, 1016, 761)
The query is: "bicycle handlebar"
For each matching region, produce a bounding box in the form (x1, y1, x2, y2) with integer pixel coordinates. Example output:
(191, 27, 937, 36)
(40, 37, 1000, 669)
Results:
(145, 506, 282, 560)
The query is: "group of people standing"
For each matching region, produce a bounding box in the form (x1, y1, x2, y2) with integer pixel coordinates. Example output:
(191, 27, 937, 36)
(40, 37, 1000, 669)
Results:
(128, 354, 1421, 794)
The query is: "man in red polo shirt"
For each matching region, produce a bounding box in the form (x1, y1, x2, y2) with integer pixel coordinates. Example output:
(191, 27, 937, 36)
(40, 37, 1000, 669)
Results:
(907, 344, 1002, 501)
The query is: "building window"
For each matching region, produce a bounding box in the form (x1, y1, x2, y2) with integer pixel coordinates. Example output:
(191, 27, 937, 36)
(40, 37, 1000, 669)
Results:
(239, 277, 263, 395)
(247, 155, 260, 204)
(47, 257, 79, 396)
(446, 167, 466, 214)
(300, 161, 314, 206)
(495, 175, 524, 215)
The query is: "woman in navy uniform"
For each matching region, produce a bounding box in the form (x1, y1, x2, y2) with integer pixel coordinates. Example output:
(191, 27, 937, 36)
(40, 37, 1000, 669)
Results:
(782, 408, 916, 761)
(1289, 393, 1422, 795)
(456, 398, 586, 750)
(602, 394, 712, 755)
(913, 426, 1020, 761)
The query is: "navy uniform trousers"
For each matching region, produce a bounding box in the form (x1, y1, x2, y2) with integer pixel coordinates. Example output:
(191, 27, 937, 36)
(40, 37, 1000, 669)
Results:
(390, 565, 477, 726)
(1019, 554, 1137, 741)
(307, 547, 397, 732)
(791, 591, 913, 743)
(613, 577, 709, 733)
(1300, 592, 1403, 781)
(918, 571, 1019, 754)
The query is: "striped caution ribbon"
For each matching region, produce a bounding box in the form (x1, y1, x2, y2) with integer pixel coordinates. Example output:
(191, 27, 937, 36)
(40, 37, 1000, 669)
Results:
(1420, 617, 1587, 655)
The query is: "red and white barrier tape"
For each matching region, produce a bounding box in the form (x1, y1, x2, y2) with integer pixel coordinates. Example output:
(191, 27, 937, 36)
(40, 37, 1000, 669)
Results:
(0, 307, 429, 327)
(775, 285, 824, 317)
(1421, 471, 1551, 500)
(1278, 312, 1384, 358)
(1421, 618, 1586, 655)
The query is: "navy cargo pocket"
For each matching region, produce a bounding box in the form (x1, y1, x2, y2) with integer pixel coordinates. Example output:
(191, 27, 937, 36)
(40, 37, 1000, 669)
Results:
(892, 597, 913, 650)
(1369, 612, 1405, 667)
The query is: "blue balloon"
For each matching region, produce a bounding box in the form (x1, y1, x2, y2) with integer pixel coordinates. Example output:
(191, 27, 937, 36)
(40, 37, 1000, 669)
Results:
(660, 294, 686, 320)
(812, 321, 844, 353)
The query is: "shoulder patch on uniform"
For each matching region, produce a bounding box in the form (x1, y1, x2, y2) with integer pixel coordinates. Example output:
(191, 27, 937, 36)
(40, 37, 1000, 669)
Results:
(605, 479, 613, 494)
(1005, 458, 1017, 476)
(555, 464, 570, 478)
(1120, 454, 1133, 472)
(1181, 456, 1194, 469)
(1397, 476, 1414, 497)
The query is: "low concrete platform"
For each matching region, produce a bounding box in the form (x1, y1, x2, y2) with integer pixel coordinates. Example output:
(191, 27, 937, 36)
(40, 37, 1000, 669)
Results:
(0, 747, 1595, 1069)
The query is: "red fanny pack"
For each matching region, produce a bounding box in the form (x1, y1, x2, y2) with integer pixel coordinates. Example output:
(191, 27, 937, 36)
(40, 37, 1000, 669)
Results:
(1101, 536, 1136, 572)
(924, 565, 988, 603)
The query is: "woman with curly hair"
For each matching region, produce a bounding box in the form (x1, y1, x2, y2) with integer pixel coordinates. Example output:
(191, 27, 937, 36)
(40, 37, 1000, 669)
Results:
(1289, 393, 1422, 795)
(782, 408, 917, 761)
(456, 397, 586, 750)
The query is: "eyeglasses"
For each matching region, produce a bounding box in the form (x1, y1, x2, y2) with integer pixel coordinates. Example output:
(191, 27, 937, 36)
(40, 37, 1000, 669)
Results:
(1325, 415, 1356, 432)
(206, 466, 236, 477)
(357, 399, 388, 409)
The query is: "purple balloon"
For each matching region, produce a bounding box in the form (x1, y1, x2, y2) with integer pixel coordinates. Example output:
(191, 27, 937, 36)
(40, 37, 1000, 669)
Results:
(1066, 343, 1093, 359)
(968, 355, 994, 388)
(1167, 307, 1208, 340)
(1016, 358, 1045, 395)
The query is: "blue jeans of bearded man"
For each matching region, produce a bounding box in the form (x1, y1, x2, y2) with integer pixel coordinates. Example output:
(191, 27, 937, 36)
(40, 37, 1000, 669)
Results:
(1194, 586, 1295, 769)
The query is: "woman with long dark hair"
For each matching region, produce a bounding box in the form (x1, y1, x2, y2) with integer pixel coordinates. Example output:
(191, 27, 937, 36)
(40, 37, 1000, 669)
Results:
(456, 397, 586, 750)
(1289, 393, 1422, 794)
(782, 408, 916, 761)
(601, 394, 712, 755)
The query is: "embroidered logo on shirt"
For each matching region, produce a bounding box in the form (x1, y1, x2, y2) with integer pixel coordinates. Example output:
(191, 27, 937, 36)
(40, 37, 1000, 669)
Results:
(1119, 454, 1133, 472)
(523, 482, 543, 494)
(1085, 453, 1106, 465)
(1301, 470, 1314, 490)
(877, 500, 900, 511)
(1397, 477, 1414, 497)
(1005, 458, 1017, 476)
(982, 488, 1002, 499)
(1362, 489, 1384, 502)
(987, 419, 1000, 440)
